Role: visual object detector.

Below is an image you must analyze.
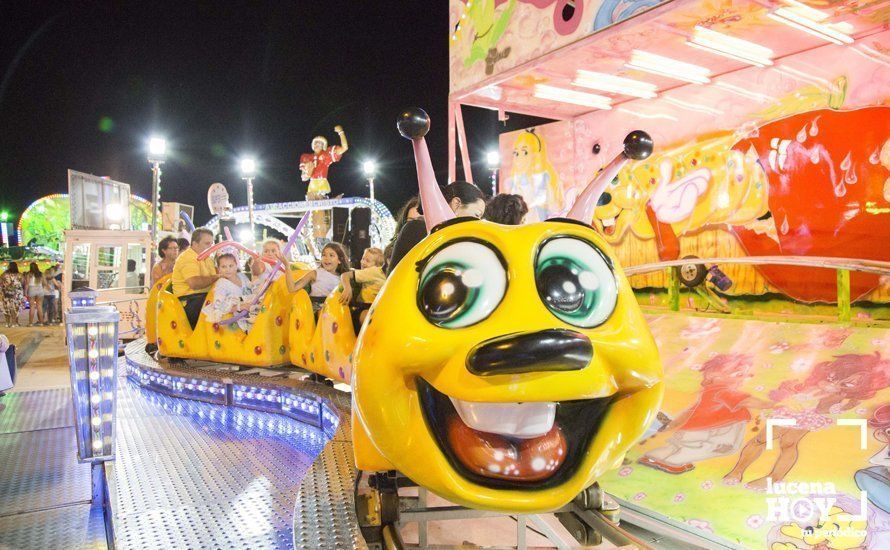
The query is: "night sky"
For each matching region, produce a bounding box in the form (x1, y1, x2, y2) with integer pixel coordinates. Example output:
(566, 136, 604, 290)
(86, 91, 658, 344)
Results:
(0, 1, 546, 229)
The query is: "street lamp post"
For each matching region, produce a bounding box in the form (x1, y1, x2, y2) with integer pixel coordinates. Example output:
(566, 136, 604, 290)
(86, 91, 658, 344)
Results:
(147, 137, 167, 272)
(362, 160, 377, 203)
(486, 151, 500, 197)
(240, 158, 257, 246)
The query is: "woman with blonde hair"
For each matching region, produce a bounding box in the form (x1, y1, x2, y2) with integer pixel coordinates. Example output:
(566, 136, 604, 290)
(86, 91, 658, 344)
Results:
(504, 129, 562, 222)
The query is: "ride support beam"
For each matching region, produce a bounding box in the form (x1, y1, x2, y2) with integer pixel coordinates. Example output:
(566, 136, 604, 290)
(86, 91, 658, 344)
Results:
(668, 267, 680, 312)
(837, 268, 852, 322)
(453, 103, 473, 184)
(448, 101, 457, 183)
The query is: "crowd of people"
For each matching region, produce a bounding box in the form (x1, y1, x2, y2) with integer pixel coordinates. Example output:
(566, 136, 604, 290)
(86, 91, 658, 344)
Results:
(161, 181, 527, 335)
(0, 261, 62, 327)
(166, 227, 389, 333)
(386, 183, 528, 272)
(0, 181, 527, 332)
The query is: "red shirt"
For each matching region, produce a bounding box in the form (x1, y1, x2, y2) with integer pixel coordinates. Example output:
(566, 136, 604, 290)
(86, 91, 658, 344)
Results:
(677, 385, 751, 430)
(300, 146, 343, 180)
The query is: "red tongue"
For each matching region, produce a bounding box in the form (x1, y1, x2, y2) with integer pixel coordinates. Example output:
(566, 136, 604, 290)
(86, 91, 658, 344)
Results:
(604, 224, 616, 236)
(446, 415, 567, 482)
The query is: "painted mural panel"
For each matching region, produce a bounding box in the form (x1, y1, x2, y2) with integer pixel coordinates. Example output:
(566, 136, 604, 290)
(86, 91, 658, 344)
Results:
(498, 29, 890, 304)
(600, 315, 890, 548)
(449, 0, 669, 92)
(499, 120, 575, 222)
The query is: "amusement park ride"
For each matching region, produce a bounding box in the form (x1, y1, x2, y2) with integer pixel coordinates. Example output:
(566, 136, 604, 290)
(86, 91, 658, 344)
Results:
(126, 0, 890, 546)
(5, 1, 888, 548)
(136, 108, 666, 547)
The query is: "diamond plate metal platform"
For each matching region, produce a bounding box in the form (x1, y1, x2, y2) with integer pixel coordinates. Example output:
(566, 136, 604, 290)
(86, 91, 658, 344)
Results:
(0, 387, 74, 434)
(0, 427, 91, 516)
(0, 503, 106, 550)
(0, 387, 107, 549)
(116, 341, 356, 549)
(294, 440, 366, 549)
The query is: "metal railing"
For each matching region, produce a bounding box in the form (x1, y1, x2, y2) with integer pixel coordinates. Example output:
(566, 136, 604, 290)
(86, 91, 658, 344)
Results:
(94, 285, 149, 294)
(622, 255, 890, 322)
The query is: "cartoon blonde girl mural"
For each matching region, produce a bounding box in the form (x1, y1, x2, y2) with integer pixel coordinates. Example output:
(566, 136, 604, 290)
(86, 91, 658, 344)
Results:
(725, 353, 890, 491)
(504, 129, 563, 222)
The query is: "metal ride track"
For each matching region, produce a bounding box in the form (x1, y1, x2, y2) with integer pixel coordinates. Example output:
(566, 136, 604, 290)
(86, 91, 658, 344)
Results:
(203, 197, 397, 259)
(123, 341, 742, 549)
(123, 341, 366, 549)
(0, 338, 742, 549)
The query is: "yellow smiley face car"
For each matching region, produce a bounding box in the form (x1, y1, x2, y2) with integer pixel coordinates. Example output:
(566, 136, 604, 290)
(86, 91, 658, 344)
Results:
(352, 218, 663, 513)
(352, 110, 663, 514)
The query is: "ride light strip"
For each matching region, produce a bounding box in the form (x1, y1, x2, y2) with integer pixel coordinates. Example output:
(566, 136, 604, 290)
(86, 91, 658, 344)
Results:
(768, 7, 854, 45)
(626, 50, 711, 84)
(533, 84, 613, 109)
(687, 26, 774, 67)
(572, 70, 658, 99)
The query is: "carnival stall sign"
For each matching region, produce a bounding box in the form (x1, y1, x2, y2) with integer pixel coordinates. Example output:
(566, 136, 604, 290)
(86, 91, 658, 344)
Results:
(63, 230, 151, 339)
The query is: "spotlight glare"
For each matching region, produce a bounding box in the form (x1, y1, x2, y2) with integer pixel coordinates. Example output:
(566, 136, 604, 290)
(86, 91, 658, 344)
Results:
(148, 137, 166, 157)
(240, 157, 257, 177)
(362, 160, 377, 177)
(486, 151, 500, 168)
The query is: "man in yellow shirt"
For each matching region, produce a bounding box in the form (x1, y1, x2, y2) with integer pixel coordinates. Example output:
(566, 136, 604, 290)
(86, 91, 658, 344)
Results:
(171, 228, 219, 328)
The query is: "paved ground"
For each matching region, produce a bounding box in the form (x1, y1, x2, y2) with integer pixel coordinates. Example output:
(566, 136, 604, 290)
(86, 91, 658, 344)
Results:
(3, 325, 69, 391)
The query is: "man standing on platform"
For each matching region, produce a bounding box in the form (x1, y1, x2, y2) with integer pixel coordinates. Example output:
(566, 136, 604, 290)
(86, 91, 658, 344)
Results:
(300, 125, 348, 237)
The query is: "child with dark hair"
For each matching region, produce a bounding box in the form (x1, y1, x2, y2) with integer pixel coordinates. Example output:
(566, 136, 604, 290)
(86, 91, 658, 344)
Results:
(384, 197, 420, 266)
(176, 237, 190, 256)
(482, 193, 529, 225)
(284, 242, 350, 309)
(202, 253, 258, 331)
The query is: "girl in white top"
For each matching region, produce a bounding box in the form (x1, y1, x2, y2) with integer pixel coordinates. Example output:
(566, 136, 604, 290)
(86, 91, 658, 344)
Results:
(203, 253, 259, 332)
(283, 242, 349, 305)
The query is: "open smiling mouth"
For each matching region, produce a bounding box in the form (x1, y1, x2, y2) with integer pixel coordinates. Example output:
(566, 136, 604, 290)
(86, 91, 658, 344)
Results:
(417, 378, 615, 490)
(599, 211, 621, 236)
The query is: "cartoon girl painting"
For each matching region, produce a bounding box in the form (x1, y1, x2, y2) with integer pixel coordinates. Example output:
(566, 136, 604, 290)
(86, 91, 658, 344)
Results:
(504, 129, 563, 222)
(639, 354, 771, 474)
(725, 353, 890, 491)
(856, 404, 890, 514)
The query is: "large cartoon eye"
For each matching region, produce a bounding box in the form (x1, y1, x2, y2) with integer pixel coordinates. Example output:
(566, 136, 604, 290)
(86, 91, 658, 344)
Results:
(419, 241, 506, 328)
(535, 237, 617, 327)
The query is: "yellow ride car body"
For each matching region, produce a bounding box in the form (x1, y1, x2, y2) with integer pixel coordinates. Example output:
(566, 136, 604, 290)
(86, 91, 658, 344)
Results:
(145, 218, 662, 514)
(351, 219, 664, 513)
(153, 275, 293, 367)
